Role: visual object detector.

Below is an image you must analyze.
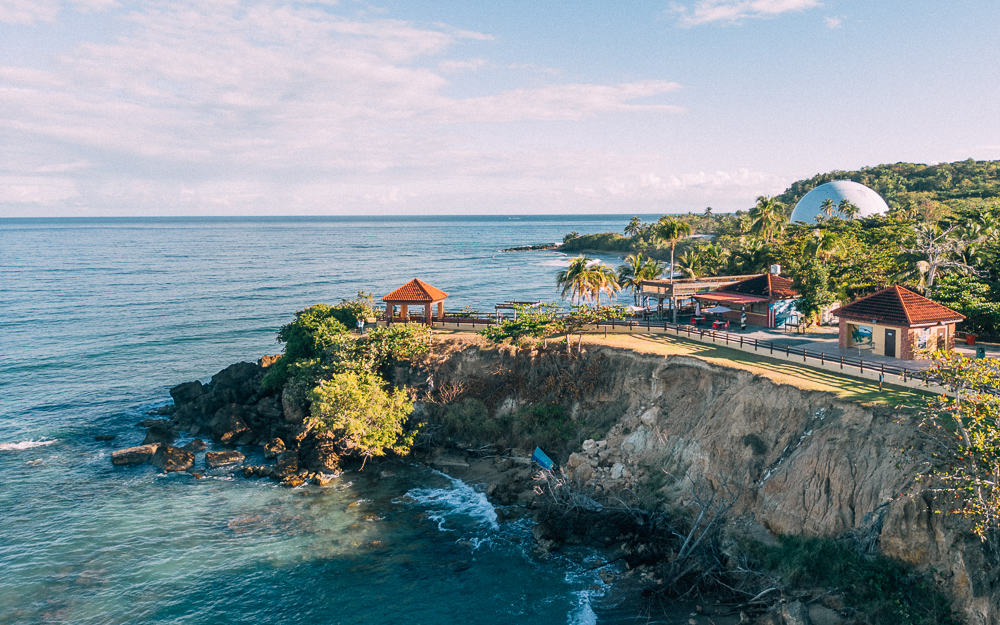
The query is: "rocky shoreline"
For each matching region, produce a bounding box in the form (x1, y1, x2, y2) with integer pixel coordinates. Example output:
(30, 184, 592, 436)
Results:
(109, 337, 988, 624)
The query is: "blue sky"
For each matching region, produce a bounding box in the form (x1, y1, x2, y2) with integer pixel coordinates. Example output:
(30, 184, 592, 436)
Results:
(1, 0, 998, 216)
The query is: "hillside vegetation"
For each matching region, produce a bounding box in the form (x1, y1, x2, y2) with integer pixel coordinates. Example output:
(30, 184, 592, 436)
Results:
(556, 159, 1000, 339)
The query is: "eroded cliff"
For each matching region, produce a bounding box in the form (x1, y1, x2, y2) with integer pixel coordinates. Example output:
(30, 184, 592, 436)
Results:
(411, 337, 999, 624)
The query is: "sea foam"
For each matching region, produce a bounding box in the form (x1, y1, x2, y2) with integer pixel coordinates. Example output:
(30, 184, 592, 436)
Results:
(0, 439, 57, 452)
(402, 470, 499, 532)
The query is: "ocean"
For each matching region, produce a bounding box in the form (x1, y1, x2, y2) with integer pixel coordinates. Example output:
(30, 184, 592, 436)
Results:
(0, 215, 657, 625)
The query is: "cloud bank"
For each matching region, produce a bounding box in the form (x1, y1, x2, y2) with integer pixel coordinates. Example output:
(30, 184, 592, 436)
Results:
(0, 1, 785, 215)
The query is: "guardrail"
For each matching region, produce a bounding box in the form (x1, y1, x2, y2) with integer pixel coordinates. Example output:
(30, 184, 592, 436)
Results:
(593, 319, 945, 391)
(383, 312, 949, 392)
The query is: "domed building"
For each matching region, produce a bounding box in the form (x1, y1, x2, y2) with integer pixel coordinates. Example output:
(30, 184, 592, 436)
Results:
(789, 180, 890, 224)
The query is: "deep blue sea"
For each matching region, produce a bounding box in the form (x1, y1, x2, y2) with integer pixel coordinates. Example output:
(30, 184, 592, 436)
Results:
(0, 215, 657, 625)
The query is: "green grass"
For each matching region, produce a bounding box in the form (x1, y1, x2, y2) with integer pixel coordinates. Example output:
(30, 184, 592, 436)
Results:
(744, 535, 958, 625)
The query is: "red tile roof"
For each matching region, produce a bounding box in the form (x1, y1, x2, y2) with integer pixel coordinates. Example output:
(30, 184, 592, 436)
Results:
(721, 273, 799, 299)
(832, 285, 964, 326)
(382, 279, 449, 303)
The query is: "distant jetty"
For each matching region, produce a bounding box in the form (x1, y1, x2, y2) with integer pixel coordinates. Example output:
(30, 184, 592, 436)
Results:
(499, 243, 558, 252)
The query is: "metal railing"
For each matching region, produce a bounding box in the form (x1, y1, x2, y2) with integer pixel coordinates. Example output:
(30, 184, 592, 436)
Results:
(383, 309, 944, 389)
(592, 318, 940, 387)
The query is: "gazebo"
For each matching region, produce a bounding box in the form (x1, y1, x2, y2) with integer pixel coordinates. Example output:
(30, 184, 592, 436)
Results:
(832, 285, 964, 359)
(382, 279, 448, 325)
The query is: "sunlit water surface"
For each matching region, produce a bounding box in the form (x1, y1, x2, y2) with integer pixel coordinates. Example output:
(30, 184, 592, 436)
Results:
(0, 215, 659, 625)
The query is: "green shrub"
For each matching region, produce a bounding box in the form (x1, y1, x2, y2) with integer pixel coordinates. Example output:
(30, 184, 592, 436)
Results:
(743, 535, 957, 625)
(308, 370, 416, 464)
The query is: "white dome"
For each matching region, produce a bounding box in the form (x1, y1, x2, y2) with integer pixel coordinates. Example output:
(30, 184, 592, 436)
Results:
(789, 180, 890, 224)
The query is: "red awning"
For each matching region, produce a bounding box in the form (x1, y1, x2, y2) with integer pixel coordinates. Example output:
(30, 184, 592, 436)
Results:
(692, 291, 769, 305)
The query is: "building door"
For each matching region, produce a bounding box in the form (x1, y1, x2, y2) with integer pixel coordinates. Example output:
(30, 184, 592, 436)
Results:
(884, 329, 896, 357)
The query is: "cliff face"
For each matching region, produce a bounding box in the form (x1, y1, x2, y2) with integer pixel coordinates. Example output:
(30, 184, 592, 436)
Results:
(414, 338, 998, 624)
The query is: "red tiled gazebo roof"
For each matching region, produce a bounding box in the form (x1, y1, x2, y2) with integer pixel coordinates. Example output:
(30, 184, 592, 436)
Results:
(832, 285, 964, 326)
(382, 279, 448, 303)
(721, 273, 799, 299)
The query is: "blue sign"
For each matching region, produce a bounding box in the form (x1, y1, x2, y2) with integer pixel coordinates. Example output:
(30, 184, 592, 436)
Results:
(531, 446, 555, 470)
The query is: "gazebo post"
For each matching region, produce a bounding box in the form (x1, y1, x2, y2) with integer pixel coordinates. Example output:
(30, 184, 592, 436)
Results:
(424, 303, 432, 325)
(436, 301, 444, 320)
(400, 304, 408, 320)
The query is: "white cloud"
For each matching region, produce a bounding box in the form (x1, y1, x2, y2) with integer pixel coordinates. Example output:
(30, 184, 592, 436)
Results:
(0, 0, 117, 24)
(824, 15, 842, 29)
(671, 0, 821, 26)
(438, 58, 487, 73)
(0, 1, 777, 216)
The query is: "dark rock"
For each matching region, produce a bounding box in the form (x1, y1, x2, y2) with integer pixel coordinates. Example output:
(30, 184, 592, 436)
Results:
(242, 465, 272, 479)
(142, 421, 177, 445)
(281, 475, 306, 488)
(302, 437, 340, 473)
(111, 444, 160, 465)
(148, 405, 175, 416)
(182, 439, 207, 452)
(169, 380, 204, 405)
(151, 445, 194, 472)
(208, 362, 263, 406)
(274, 451, 299, 479)
(94, 435, 117, 442)
(281, 387, 308, 424)
(263, 437, 286, 458)
(206, 450, 245, 469)
(255, 395, 283, 420)
(312, 473, 337, 486)
(211, 404, 252, 445)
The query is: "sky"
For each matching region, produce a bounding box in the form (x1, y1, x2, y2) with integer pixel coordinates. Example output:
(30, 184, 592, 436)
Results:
(1, 0, 998, 217)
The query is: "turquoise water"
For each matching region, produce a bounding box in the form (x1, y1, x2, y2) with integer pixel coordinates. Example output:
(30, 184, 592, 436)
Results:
(0, 216, 648, 625)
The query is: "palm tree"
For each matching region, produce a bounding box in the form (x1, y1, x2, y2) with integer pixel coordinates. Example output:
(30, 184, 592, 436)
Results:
(588, 263, 620, 304)
(676, 249, 702, 279)
(655, 217, 692, 284)
(556, 256, 593, 304)
(747, 196, 785, 243)
(636, 257, 664, 307)
(819, 198, 836, 220)
(617, 253, 646, 305)
(838, 199, 859, 219)
(806, 229, 846, 261)
(558, 256, 620, 304)
(624, 216, 642, 238)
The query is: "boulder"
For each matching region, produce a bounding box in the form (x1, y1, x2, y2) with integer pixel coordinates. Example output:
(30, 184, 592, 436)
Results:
(211, 404, 252, 444)
(151, 445, 194, 472)
(142, 421, 177, 445)
(206, 450, 245, 469)
(263, 437, 286, 458)
(312, 473, 337, 486)
(111, 444, 160, 465)
(169, 380, 204, 405)
(280, 475, 306, 488)
(281, 387, 308, 424)
(182, 439, 207, 452)
(303, 437, 340, 473)
(274, 451, 300, 479)
(207, 362, 263, 405)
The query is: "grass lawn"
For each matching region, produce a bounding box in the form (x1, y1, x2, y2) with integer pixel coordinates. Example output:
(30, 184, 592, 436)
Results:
(433, 328, 933, 407)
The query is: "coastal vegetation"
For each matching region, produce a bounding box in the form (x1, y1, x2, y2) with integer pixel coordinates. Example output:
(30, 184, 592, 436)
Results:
(555, 159, 1000, 337)
(919, 349, 1000, 540)
(264, 294, 428, 462)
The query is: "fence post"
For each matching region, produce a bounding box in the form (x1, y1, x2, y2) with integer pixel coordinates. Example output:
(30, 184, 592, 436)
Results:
(754, 338, 757, 352)
(860, 359, 864, 374)
(802, 349, 807, 363)
(769, 343, 773, 355)
(840, 355, 843, 370)
(820, 352, 825, 366)
(740, 336, 743, 348)
(785, 345, 790, 357)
